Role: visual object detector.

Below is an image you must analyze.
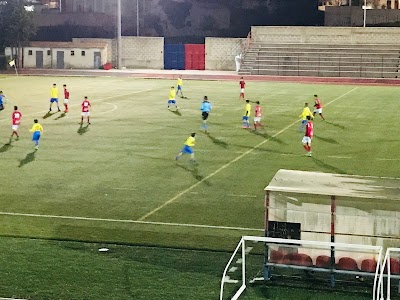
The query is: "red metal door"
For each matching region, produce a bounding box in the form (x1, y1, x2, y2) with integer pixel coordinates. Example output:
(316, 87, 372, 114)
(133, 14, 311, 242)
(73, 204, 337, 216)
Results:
(184, 44, 205, 70)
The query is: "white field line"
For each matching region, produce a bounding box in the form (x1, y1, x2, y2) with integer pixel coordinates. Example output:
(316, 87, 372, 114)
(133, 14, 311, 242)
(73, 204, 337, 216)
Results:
(187, 191, 258, 198)
(227, 194, 257, 198)
(0, 211, 263, 232)
(0, 298, 27, 300)
(0, 88, 157, 123)
(328, 155, 352, 159)
(137, 87, 359, 221)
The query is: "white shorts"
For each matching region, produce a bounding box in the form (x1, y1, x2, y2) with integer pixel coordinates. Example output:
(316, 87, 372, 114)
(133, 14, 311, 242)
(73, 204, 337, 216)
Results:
(12, 125, 19, 131)
(240, 88, 245, 93)
(81, 112, 90, 117)
(254, 117, 261, 123)
(64, 98, 69, 104)
(302, 136, 312, 145)
(314, 108, 322, 114)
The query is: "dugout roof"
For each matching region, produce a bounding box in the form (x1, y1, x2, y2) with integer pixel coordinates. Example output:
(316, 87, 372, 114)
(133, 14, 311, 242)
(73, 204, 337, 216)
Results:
(265, 169, 400, 201)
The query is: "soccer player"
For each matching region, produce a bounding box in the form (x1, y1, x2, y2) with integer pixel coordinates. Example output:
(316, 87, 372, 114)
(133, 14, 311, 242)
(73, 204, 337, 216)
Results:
(176, 75, 184, 98)
(254, 101, 263, 130)
(81, 96, 91, 125)
(302, 115, 313, 157)
(11, 106, 22, 140)
(175, 133, 196, 162)
(313, 94, 325, 120)
(299, 102, 313, 132)
(239, 77, 245, 101)
(200, 96, 212, 132)
(242, 99, 251, 129)
(49, 83, 61, 112)
(29, 119, 43, 150)
(63, 84, 70, 113)
(168, 86, 178, 110)
(0, 91, 6, 111)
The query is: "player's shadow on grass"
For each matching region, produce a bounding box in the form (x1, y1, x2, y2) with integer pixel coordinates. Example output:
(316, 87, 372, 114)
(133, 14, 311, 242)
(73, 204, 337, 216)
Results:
(312, 157, 346, 174)
(170, 110, 182, 117)
(248, 130, 286, 144)
(325, 121, 346, 130)
(0, 141, 13, 153)
(205, 132, 228, 148)
(313, 134, 339, 144)
(43, 112, 57, 119)
(176, 164, 211, 186)
(18, 150, 37, 168)
(55, 113, 66, 120)
(77, 124, 90, 135)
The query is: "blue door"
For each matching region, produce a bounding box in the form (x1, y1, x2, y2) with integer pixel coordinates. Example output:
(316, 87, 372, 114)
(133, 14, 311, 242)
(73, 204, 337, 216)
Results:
(164, 44, 185, 70)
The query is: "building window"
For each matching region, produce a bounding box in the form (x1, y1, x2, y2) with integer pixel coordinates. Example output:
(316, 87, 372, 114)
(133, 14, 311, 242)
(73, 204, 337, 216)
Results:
(81, 50, 86, 56)
(28, 50, 33, 55)
(71, 50, 75, 56)
(47, 50, 51, 55)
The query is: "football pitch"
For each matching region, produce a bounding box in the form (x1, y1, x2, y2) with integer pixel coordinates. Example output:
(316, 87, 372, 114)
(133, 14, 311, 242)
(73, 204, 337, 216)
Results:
(0, 76, 399, 300)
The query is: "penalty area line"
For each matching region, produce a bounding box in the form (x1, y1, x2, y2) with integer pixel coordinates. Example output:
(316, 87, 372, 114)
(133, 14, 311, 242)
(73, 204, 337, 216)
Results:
(0, 211, 263, 232)
(137, 87, 359, 221)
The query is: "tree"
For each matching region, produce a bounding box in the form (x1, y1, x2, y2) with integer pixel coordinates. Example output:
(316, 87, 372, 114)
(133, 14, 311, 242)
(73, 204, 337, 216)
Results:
(0, 0, 37, 67)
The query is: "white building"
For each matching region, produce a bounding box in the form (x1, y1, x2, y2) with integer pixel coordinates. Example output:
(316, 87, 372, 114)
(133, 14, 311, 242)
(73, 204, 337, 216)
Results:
(6, 41, 108, 69)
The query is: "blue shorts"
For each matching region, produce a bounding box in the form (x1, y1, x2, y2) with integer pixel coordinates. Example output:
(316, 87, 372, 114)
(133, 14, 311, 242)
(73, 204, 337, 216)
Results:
(242, 116, 249, 121)
(301, 120, 307, 125)
(177, 85, 182, 91)
(32, 131, 41, 141)
(50, 98, 58, 103)
(168, 100, 176, 104)
(182, 145, 193, 155)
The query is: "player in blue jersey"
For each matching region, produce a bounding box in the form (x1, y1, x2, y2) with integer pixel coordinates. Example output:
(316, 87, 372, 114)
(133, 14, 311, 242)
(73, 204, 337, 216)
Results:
(200, 96, 212, 132)
(0, 91, 6, 111)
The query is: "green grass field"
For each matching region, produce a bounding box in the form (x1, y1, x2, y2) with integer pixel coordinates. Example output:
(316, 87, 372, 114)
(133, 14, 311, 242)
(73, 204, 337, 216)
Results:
(0, 76, 399, 299)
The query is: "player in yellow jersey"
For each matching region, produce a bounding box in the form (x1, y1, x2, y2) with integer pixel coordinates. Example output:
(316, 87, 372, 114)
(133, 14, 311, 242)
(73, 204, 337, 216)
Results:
(29, 119, 43, 150)
(299, 102, 313, 131)
(175, 133, 196, 162)
(176, 75, 184, 98)
(242, 99, 251, 128)
(168, 86, 179, 111)
(49, 83, 61, 112)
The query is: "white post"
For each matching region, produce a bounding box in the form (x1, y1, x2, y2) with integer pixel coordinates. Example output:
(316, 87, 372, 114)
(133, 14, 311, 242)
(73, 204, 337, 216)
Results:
(242, 238, 246, 286)
(363, 0, 367, 27)
(137, 0, 140, 36)
(117, 0, 122, 69)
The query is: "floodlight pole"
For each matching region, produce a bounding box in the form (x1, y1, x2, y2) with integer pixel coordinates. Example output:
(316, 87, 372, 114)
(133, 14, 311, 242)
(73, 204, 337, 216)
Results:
(363, 0, 367, 27)
(117, 0, 122, 69)
(137, 0, 140, 36)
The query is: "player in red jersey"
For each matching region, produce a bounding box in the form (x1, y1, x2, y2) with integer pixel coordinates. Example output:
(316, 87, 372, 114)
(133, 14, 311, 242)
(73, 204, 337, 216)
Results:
(313, 94, 325, 120)
(11, 106, 22, 140)
(253, 101, 263, 130)
(80, 96, 91, 125)
(239, 77, 245, 101)
(63, 84, 70, 113)
(302, 115, 313, 157)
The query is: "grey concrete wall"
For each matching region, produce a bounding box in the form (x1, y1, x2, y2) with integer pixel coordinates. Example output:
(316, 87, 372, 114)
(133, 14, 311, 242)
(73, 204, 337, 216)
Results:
(251, 26, 400, 44)
(205, 37, 245, 71)
(325, 6, 400, 27)
(121, 37, 164, 69)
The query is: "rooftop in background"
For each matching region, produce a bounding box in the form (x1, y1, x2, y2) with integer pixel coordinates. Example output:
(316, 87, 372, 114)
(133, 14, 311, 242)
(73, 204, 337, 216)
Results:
(265, 169, 400, 200)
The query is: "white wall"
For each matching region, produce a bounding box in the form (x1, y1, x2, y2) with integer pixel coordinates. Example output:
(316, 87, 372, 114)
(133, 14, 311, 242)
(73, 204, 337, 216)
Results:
(23, 47, 52, 68)
(51, 47, 106, 69)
